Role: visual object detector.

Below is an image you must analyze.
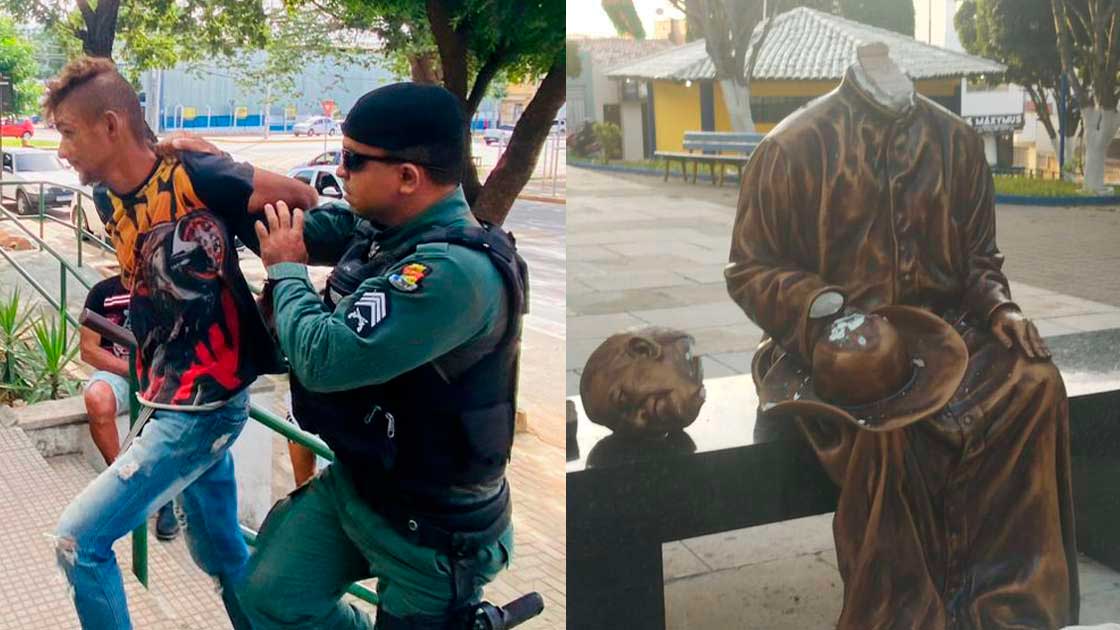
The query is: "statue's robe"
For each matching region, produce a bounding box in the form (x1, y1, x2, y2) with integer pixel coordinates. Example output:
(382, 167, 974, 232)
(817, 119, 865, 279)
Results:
(726, 69, 1077, 630)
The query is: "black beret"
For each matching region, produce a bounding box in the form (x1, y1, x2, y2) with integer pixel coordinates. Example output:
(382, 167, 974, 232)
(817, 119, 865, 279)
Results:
(342, 82, 466, 170)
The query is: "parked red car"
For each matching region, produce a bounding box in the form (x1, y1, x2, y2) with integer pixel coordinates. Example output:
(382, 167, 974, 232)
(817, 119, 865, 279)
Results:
(1, 118, 34, 141)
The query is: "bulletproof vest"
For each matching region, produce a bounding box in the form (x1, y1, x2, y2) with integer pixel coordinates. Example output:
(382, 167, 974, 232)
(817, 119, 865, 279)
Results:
(289, 218, 529, 506)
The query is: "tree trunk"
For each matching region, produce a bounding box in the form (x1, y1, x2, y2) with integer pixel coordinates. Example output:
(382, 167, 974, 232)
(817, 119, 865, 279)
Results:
(82, 29, 115, 58)
(1080, 106, 1119, 193)
(472, 59, 564, 225)
(719, 79, 755, 132)
(78, 0, 121, 58)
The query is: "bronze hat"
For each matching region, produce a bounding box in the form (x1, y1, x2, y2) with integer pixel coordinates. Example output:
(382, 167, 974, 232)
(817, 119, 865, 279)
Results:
(757, 305, 967, 432)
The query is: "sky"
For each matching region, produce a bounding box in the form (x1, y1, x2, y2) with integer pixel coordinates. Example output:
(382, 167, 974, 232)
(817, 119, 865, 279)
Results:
(566, 0, 686, 38)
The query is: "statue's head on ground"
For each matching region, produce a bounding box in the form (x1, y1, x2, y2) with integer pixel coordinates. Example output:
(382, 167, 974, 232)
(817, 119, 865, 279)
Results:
(580, 327, 706, 437)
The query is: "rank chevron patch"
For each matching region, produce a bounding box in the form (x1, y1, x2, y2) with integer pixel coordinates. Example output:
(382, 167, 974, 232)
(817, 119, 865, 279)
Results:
(346, 291, 388, 336)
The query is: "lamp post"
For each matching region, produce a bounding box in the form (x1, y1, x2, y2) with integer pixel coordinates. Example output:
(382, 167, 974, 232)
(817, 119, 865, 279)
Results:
(1058, 73, 1068, 174)
(0, 74, 8, 185)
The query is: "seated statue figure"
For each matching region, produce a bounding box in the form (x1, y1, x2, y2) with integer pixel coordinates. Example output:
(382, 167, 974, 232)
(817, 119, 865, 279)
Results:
(725, 43, 1078, 629)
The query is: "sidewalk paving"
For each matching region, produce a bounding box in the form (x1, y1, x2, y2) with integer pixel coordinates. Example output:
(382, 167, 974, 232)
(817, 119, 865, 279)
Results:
(567, 166, 1120, 629)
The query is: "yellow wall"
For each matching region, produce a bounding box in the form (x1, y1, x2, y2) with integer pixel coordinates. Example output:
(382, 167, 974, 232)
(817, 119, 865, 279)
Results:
(653, 81, 701, 152)
(652, 78, 963, 150)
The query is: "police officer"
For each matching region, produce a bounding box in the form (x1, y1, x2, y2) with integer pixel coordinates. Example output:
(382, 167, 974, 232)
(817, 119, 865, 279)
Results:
(237, 83, 527, 629)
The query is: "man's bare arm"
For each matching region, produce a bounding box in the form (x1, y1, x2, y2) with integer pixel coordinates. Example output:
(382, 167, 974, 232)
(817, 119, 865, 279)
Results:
(248, 168, 318, 215)
(155, 133, 317, 213)
(79, 328, 130, 376)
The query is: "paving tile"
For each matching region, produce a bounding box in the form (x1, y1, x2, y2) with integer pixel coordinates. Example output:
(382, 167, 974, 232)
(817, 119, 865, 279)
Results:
(688, 324, 765, 356)
(1034, 318, 1086, 338)
(567, 312, 649, 340)
(664, 552, 843, 630)
(1015, 292, 1119, 319)
(609, 241, 716, 264)
(1058, 312, 1120, 333)
(679, 513, 836, 572)
(706, 351, 757, 375)
(700, 356, 738, 379)
(629, 302, 751, 330)
(662, 541, 712, 581)
(574, 270, 694, 292)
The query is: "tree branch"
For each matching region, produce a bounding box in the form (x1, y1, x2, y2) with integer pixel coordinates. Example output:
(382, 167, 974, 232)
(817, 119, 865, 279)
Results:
(1025, 83, 1059, 142)
(427, 0, 468, 100)
(75, 0, 95, 24)
(743, 11, 776, 87)
(465, 48, 505, 116)
(667, 0, 706, 26)
(473, 56, 565, 224)
(1052, 0, 1090, 106)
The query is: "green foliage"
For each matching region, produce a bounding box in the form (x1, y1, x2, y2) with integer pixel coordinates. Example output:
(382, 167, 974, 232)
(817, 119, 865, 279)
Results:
(955, 0, 1072, 140)
(568, 121, 599, 158)
(993, 175, 1116, 197)
(319, 0, 564, 107)
(593, 121, 622, 162)
(0, 293, 81, 405)
(27, 312, 80, 402)
(0, 289, 33, 387)
(115, 0, 268, 75)
(837, 0, 914, 36)
(0, 0, 269, 73)
(0, 16, 44, 114)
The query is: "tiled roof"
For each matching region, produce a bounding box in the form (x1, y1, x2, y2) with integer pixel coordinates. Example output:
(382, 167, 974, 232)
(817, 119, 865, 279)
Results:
(568, 37, 678, 73)
(607, 7, 1005, 82)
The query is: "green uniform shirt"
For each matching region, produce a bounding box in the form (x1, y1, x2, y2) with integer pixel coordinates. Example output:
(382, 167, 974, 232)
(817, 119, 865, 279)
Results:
(266, 187, 507, 393)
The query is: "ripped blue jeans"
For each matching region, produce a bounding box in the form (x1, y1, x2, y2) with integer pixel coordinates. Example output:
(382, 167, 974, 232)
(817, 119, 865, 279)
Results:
(55, 389, 252, 630)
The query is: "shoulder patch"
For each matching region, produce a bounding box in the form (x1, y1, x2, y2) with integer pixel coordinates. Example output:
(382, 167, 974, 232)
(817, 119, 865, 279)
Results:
(388, 263, 430, 293)
(345, 290, 389, 337)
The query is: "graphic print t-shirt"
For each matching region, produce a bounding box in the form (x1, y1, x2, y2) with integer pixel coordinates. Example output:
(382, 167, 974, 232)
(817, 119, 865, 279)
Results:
(83, 275, 130, 359)
(97, 152, 283, 407)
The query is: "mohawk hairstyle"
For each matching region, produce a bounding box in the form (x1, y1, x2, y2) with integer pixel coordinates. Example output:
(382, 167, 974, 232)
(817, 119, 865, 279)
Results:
(43, 56, 153, 144)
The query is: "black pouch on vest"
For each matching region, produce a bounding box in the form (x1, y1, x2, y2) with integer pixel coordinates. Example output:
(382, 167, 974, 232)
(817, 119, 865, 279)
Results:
(361, 404, 399, 471)
(459, 402, 513, 481)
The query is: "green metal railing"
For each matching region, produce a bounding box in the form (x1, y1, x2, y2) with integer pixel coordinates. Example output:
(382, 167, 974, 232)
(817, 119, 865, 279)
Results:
(0, 184, 378, 605)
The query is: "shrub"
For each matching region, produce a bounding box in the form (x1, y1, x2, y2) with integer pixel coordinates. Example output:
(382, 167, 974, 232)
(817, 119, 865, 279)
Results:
(0, 291, 83, 405)
(592, 122, 622, 162)
(993, 175, 1118, 197)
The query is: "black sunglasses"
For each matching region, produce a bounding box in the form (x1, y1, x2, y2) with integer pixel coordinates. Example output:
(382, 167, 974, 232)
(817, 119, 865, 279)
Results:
(341, 148, 410, 171)
(341, 148, 448, 173)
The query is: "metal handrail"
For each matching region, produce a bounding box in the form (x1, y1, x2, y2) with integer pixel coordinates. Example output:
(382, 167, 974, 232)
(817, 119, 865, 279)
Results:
(0, 180, 113, 267)
(0, 198, 378, 606)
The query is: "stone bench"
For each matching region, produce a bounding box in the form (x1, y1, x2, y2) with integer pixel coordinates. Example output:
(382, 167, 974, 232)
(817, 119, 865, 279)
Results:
(566, 328, 1120, 630)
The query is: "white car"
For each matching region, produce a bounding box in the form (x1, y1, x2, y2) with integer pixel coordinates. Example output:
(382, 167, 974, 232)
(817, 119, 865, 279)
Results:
(482, 125, 514, 146)
(288, 165, 346, 201)
(0, 148, 84, 216)
(300, 149, 341, 168)
(292, 116, 340, 137)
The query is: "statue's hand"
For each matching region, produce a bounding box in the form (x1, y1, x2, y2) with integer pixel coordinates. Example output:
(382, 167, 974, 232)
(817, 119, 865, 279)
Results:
(990, 305, 1050, 359)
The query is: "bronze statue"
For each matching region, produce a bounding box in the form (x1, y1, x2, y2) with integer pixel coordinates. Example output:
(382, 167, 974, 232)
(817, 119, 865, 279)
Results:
(579, 327, 705, 437)
(726, 43, 1077, 629)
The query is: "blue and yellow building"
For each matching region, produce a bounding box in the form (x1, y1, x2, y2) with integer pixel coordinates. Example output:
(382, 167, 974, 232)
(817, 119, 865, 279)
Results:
(606, 7, 1005, 158)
